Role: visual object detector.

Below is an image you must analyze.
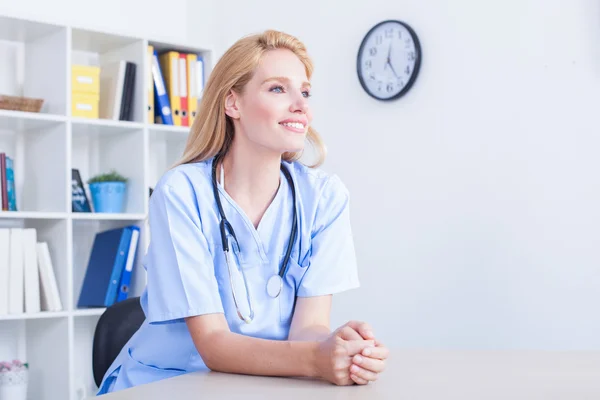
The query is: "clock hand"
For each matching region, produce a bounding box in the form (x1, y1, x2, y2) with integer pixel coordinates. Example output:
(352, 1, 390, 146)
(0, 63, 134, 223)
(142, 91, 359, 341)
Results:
(384, 40, 399, 78)
(388, 60, 399, 79)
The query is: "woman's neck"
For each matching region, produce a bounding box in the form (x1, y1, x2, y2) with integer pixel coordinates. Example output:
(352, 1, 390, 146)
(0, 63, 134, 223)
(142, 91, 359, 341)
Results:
(220, 142, 282, 229)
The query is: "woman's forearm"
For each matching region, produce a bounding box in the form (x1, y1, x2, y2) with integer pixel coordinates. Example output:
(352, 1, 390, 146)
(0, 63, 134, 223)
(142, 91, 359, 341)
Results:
(288, 324, 331, 341)
(201, 330, 320, 377)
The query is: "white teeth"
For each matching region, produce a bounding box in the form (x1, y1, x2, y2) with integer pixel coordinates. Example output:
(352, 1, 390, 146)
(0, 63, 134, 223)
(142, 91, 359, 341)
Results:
(281, 122, 304, 129)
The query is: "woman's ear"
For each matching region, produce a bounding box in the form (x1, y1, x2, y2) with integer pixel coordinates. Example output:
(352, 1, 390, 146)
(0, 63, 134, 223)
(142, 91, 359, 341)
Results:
(224, 90, 241, 119)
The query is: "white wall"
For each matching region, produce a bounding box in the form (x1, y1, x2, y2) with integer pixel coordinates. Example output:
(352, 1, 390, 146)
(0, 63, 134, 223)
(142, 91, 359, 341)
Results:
(0, 0, 214, 48)
(212, 0, 600, 350)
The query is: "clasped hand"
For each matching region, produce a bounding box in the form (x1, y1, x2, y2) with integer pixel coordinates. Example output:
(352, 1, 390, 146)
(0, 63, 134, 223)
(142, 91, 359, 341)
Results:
(316, 321, 389, 386)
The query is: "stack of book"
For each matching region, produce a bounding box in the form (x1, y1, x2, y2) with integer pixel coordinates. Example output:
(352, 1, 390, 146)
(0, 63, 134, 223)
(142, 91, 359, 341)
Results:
(99, 60, 137, 121)
(0, 152, 16, 212)
(0, 228, 62, 315)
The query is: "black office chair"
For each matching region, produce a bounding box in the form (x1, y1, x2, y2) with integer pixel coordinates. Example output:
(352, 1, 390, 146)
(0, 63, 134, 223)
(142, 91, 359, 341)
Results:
(92, 296, 146, 387)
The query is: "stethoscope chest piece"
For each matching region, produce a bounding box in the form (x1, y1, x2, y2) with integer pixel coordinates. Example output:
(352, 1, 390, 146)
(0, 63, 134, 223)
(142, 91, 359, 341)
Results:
(266, 274, 283, 298)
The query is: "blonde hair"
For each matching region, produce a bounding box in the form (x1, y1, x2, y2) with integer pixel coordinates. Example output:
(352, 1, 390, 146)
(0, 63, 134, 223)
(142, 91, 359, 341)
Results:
(172, 30, 326, 169)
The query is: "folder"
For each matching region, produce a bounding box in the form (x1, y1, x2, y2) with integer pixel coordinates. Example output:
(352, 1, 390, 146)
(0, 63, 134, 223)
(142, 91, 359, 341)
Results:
(159, 51, 181, 126)
(147, 45, 155, 124)
(186, 53, 198, 126)
(23, 228, 40, 313)
(178, 53, 189, 127)
(99, 60, 127, 120)
(77, 226, 134, 308)
(151, 50, 174, 125)
(1, 152, 8, 211)
(0, 229, 9, 314)
(196, 56, 205, 100)
(8, 228, 24, 314)
(37, 242, 63, 312)
(116, 226, 140, 302)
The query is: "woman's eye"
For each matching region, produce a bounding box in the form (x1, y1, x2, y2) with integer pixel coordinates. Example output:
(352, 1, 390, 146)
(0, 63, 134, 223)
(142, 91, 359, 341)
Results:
(302, 91, 311, 98)
(270, 85, 284, 93)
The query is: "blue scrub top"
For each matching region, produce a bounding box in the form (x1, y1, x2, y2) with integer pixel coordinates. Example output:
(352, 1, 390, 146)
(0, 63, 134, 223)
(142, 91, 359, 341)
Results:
(97, 157, 360, 394)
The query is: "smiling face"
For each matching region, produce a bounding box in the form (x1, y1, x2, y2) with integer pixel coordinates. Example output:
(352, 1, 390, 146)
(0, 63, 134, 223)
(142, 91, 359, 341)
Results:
(224, 48, 313, 156)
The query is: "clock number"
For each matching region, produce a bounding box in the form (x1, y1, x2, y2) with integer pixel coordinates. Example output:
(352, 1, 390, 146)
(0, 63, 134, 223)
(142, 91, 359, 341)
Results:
(369, 72, 376, 81)
(365, 60, 372, 69)
(369, 47, 377, 56)
(405, 65, 411, 75)
(385, 29, 394, 38)
(407, 51, 415, 61)
(386, 83, 394, 93)
(375, 35, 383, 45)
(377, 82, 383, 91)
(398, 30, 402, 39)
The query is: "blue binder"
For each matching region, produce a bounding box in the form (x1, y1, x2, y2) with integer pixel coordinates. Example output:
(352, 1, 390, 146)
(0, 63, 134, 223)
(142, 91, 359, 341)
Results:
(77, 226, 134, 308)
(152, 49, 174, 125)
(116, 226, 140, 302)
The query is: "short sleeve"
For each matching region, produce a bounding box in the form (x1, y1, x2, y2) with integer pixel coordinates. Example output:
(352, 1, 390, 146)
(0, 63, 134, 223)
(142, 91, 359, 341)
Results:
(144, 175, 224, 324)
(297, 175, 360, 297)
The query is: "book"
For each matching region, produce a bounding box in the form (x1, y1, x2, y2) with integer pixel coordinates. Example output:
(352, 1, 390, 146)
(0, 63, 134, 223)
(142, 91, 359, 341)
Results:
(71, 168, 92, 212)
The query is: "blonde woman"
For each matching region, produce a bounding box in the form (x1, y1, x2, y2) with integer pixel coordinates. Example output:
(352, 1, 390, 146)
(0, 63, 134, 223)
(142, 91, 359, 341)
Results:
(97, 30, 389, 395)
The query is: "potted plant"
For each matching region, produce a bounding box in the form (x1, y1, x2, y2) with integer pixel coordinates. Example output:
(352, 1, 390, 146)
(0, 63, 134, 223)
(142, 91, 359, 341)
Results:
(0, 360, 28, 400)
(87, 170, 128, 213)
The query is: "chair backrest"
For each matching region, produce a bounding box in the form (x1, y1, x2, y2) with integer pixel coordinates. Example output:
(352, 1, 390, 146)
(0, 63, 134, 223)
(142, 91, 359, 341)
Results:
(92, 296, 145, 387)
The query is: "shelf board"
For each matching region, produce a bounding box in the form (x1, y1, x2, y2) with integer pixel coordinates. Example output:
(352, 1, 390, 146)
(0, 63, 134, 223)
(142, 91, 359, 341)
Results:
(150, 39, 211, 55)
(71, 28, 141, 54)
(0, 109, 67, 131)
(148, 123, 190, 141)
(0, 211, 67, 220)
(71, 212, 146, 221)
(72, 308, 106, 317)
(0, 15, 64, 42)
(71, 118, 144, 135)
(0, 311, 69, 321)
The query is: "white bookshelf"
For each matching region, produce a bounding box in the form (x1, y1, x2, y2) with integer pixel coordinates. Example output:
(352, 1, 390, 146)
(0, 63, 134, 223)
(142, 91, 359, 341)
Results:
(0, 14, 211, 400)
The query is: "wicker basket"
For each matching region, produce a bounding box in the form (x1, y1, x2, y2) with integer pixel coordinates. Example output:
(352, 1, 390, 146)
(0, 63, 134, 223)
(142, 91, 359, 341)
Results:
(0, 95, 44, 113)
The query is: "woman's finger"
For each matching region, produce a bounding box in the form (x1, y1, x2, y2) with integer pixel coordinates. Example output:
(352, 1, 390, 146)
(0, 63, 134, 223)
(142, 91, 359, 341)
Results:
(353, 354, 386, 373)
(338, 325, 363, 341)
(351, 373, 368, 385)
(350, 364, 379, 382)
(345, 321, 375, 340)
(361, 345, 389, 360)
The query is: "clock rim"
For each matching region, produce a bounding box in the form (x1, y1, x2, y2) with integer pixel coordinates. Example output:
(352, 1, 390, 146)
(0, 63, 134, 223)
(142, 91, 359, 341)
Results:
(356, 19, 422, 101)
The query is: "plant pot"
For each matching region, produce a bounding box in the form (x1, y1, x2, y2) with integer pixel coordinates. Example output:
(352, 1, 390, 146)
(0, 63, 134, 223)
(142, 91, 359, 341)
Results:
(89, 181, 127, 213)
(0, 369, 28, 400)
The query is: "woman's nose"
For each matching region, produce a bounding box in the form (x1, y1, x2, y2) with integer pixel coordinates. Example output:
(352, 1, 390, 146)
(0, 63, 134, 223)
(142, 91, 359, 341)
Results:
(290, 94, 309, 114)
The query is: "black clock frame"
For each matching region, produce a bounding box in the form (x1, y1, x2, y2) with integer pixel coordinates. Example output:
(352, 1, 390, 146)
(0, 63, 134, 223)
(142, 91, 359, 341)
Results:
(356, 19, 422, 101)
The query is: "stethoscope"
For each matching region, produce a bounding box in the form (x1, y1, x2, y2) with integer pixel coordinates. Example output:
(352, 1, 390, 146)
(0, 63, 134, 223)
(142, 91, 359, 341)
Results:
(211, 156, 297, 324)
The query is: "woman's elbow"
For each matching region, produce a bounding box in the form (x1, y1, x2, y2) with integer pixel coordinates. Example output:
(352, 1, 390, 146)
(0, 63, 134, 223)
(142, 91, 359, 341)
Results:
(185, 314, 230, 371)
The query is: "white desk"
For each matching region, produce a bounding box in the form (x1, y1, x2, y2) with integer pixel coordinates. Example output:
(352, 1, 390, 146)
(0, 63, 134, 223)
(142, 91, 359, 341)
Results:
(95, 349, 600, 399)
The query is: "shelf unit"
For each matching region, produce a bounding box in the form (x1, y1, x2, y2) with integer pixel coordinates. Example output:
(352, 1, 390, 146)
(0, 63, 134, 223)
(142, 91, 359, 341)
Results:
(0, 14, 211, 400)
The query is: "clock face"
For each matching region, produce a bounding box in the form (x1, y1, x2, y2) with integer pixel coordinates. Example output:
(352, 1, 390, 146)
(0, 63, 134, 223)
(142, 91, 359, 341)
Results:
(357, 20, 422, 101)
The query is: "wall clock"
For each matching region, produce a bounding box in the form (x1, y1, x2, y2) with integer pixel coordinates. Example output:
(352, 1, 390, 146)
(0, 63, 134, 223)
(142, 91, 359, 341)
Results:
(357, 20, 422, 101)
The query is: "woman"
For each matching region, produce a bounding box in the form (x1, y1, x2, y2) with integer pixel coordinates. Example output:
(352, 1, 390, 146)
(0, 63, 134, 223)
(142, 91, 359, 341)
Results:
(97, 29, 388, 395)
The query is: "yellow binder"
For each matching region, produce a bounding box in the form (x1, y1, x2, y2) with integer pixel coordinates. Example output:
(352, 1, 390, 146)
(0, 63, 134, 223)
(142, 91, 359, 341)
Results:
(159, 51, 181, 126)
(186, 53, 198, 126)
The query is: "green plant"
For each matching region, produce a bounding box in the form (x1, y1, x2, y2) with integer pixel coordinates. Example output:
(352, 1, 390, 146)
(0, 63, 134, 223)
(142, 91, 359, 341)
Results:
(87, 170, 128, 184)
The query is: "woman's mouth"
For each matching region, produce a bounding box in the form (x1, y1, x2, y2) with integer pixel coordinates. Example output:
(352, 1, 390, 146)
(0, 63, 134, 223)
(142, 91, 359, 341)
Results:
(279, 121, 306, 133)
